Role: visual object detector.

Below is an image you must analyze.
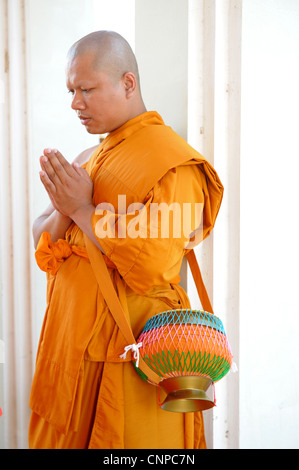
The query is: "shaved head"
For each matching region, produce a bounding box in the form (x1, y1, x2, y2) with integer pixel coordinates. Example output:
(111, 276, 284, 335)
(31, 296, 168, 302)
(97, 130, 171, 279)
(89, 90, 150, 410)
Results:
(65, 31, 146, 134)
(67, 30, 140, 89)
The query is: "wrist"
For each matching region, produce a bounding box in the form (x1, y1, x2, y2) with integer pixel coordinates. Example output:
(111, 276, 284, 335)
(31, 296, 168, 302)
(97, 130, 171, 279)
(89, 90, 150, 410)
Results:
(69, 203, 104, 253)
(56, 210, 72, 222)
(70, 203, 95, 225)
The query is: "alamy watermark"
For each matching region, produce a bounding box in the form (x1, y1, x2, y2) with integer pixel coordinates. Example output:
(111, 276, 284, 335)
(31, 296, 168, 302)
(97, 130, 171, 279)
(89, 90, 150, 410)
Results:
(94, 195, 203, 249)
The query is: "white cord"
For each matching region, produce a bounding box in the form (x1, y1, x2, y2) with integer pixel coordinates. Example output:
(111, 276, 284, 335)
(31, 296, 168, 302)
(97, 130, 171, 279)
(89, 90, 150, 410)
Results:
(120, 342, 143, 368)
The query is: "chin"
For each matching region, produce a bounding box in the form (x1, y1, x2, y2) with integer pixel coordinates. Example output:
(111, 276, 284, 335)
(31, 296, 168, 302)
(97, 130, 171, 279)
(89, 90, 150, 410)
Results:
(85, 119, 121, 135)
(85, 124, 109, 135)
(85, 125, 103, 135)
(86, 128, 100, 135)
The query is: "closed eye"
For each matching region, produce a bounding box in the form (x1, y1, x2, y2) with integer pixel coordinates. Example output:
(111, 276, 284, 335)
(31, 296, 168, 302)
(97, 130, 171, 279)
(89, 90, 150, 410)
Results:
(67, 88, 93, 96)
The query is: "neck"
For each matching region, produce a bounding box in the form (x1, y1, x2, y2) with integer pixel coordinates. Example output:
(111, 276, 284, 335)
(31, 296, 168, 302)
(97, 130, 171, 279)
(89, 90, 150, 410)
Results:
(113, 99, 147, 132)
(128, 98, 147, 120)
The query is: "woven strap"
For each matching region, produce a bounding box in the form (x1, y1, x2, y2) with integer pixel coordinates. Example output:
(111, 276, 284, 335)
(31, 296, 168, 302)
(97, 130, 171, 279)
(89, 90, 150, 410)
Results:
(185, 249, 214, 314)
(84, 235, 213, 384)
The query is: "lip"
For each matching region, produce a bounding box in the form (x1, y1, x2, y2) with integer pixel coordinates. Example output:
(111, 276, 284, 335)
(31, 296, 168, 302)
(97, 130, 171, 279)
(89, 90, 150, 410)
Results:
(78, 115, 91, 125)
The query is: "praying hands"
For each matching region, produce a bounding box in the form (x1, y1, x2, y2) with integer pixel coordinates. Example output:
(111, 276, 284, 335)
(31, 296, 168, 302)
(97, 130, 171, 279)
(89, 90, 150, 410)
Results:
(39, 148, 94, 219)
(38, 148, 103, 251)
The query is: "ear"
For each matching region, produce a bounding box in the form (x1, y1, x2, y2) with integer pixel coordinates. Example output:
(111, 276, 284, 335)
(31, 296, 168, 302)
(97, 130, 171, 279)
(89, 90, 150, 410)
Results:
(122, 72, 137, 98)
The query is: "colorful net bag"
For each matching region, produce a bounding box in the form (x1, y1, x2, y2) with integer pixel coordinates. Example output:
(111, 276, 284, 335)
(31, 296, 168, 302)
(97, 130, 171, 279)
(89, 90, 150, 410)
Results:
(132, 308, 233, 412)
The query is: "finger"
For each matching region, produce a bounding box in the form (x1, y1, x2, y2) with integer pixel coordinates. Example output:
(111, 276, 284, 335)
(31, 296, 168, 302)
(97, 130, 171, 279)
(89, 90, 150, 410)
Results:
(39, 169, 56, 194)
(45, 148, 77, 179)
(42, 150, 73, 185)
(39, 170, 66, 214)
(40, 155, 48, 173)
(40, 154, 61, 185)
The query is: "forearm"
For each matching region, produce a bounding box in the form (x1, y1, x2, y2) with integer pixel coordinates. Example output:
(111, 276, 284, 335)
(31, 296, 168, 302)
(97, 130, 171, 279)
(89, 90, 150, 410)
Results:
(32, 205, 72, 249)
(70, 203, 105, 253)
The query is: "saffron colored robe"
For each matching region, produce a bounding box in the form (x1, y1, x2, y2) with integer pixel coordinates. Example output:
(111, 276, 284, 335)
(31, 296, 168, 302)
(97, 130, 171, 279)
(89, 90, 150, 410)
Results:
(29, 111, 223, 449)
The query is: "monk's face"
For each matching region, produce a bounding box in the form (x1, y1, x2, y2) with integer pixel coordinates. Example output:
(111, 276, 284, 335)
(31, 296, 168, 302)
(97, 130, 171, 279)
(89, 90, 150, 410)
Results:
(66, 52, 128, 134)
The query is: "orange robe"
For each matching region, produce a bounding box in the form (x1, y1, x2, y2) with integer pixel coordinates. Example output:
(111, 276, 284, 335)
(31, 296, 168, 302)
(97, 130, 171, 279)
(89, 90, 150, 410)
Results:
(28, 111, 223, 449)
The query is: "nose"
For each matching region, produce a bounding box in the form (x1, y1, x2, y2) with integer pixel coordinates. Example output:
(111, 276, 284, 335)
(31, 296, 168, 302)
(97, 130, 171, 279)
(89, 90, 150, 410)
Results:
(71, 91, 86, 111)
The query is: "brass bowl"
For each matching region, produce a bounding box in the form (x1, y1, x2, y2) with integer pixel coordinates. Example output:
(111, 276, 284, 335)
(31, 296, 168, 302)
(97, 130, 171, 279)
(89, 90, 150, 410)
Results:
(159, 376, 215, 412)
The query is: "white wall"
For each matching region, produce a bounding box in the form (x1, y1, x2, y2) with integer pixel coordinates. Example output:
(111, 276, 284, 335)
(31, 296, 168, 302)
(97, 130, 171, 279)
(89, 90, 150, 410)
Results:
(135, 0, 188, 138)
(239, 0, 299, 449)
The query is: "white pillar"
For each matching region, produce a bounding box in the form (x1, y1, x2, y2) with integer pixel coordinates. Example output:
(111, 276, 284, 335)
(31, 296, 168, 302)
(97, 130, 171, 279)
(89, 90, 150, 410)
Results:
(187, 0, 216, 449)
(213, 0, 242, 449)
(0, 0, 33, 449)
(188, 0, 242, 449)
(0, 0, 13, 449)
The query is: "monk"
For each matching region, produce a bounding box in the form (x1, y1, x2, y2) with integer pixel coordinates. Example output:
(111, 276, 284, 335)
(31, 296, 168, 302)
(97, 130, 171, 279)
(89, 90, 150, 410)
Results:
(28, 31, 223, 449)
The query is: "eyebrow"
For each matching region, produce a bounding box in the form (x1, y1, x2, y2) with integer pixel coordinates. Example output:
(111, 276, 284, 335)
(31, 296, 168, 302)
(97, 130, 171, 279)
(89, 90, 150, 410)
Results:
(66, 80, 95, 90)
